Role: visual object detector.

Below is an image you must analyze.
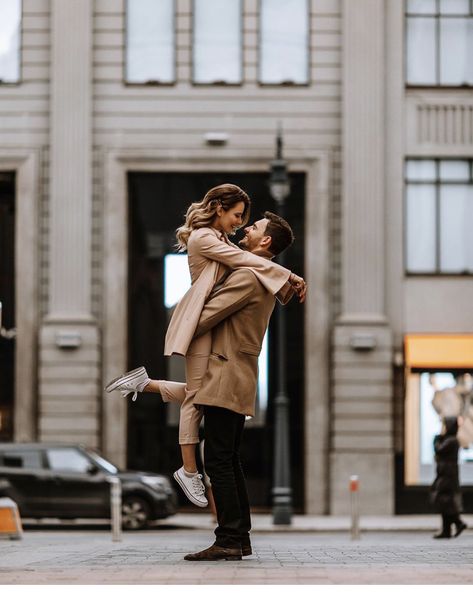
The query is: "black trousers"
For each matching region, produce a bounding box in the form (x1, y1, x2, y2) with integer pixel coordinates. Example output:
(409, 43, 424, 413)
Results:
(203, 405, 251, 549)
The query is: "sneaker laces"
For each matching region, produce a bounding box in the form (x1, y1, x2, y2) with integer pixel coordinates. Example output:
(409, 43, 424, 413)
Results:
(191, 474, 205, 496)
(122, 390, 139, 401)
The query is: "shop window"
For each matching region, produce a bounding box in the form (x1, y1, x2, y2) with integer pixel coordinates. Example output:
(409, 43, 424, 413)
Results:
(125, 0, 175, 84)
(0, 0, 21, 84)
(193, 0, 242, 84)
(259, 0, 310, 85)
(405, 159, 473, 274)
(404, 335, 473, 485)
(406, 0, 473, 86)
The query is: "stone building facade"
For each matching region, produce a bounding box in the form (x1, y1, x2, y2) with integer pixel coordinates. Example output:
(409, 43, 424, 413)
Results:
(1, 0, 472, 515)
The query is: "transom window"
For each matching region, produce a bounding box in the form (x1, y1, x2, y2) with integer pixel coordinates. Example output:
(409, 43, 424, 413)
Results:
(125, 0, 175, 84)
(0, 0, 21, 84)
(259, 0, 310, 85)
(405, 159, 473, 274)
(406, 0, 473, 86)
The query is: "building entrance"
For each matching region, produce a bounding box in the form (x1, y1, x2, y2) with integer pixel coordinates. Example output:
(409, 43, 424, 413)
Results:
(0, 172, 15, 441)
(127, 172, 305, 510)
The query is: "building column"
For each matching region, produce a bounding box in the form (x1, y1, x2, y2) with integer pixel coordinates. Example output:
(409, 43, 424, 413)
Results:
(331, 0, 394, 514)
(38, 0, 100, 447)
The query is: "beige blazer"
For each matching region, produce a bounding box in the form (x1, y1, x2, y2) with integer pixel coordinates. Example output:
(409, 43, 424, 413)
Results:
(192, 268, 276, 416)
(164, 227, 292, 356)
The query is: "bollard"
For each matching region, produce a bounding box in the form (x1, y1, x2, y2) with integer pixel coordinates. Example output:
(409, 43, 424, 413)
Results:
(109, 476, 122, 542)
(349, 475, 360, 540)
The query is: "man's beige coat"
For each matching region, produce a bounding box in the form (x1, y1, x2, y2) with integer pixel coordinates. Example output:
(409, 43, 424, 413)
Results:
(192, 268, 276, 416)
(164, 227, 292, 357)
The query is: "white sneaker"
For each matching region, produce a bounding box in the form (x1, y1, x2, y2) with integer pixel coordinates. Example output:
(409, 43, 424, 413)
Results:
(173, 466, 208, 508)
(105, 366, 150, 401)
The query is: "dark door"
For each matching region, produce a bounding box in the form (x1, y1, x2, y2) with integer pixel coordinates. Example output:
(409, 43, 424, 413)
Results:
(0, 172, 15, 442)
(43, 446, 110, 517)
(127, 172, 305, 511)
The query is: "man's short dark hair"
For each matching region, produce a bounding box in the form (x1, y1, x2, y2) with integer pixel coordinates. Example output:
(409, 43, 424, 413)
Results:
(263, 211, 295, 256)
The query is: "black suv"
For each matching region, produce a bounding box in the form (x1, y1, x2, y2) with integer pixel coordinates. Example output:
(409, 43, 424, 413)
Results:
(0, 443, 177, 529)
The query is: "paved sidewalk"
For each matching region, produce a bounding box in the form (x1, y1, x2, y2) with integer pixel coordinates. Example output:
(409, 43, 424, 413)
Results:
(1, 527, 473, 584)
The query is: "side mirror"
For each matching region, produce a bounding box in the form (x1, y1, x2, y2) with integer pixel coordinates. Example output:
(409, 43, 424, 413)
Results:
(87, 464, 99, 475)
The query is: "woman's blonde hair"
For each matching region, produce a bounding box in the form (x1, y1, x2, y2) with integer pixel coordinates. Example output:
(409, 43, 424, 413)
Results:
(176, 183, 251, 251)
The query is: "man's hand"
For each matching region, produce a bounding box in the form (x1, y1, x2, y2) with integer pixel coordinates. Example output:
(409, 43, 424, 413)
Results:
(289, 273, 307, 303)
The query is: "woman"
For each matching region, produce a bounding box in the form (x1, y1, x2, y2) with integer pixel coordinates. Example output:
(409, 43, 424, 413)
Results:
(431, 416, 467, 539)
(106, 184, 306, 506)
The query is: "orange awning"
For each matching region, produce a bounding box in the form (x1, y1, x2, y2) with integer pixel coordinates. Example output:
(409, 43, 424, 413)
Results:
(405, 335, 473, 369)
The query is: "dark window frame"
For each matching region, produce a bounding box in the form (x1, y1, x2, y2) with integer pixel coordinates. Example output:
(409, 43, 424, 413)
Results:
(404, 158, 473, 276)
(123, 0, 177, 87)
(405, 0, 473, 88)
(257, 0, 311, 87)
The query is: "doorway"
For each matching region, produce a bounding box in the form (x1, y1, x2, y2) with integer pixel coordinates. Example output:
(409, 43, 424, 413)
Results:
(127, 172, 305, 510)
(0, 172, 15, 441)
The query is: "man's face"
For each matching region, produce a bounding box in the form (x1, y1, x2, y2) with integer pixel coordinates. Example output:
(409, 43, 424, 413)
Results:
(239, 218, 269, 252)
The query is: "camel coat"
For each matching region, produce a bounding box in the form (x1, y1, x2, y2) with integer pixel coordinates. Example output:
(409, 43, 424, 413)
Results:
(164, 227, 292, 357)
(192, 268, 276, 416)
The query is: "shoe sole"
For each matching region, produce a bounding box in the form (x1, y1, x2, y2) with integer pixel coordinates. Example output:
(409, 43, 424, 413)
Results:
(105, 367, 146, 392)
(184, 555, 242, 561)
(173, 471, 208, 508)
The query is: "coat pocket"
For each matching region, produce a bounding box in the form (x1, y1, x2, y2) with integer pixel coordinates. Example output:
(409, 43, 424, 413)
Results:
(239, 343, 260, 356)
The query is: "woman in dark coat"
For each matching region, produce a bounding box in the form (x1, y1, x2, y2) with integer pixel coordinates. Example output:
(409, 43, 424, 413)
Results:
(431, 416, 467, 538)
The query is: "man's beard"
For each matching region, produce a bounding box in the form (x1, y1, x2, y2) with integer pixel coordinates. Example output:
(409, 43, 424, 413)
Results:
(238, 238, 249, 251)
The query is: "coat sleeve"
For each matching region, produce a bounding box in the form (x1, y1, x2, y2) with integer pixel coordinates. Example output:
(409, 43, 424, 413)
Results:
(194, 269, 259, 338)
(189, 228, 291, 297)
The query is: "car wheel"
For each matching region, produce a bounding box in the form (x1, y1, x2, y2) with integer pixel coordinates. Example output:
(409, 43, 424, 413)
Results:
(121, 495, 151, 530)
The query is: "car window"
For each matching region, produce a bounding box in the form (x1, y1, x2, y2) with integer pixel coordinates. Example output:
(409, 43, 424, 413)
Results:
(0, 450, 43, 469)
(46, 448, 91, 473)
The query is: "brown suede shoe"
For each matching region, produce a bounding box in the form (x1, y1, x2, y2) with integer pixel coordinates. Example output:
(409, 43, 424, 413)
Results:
(184, 544, 242, 561)
(242, 545, 252, 556)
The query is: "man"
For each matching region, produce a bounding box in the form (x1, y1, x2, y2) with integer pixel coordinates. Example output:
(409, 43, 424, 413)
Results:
(183, 211, 299, 561)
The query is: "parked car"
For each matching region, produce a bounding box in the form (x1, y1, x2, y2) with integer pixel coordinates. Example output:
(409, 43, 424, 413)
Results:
(0, 443, 177, 529)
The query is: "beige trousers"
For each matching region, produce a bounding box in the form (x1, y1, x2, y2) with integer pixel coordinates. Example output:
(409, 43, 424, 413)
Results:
(158, 331, 211, 445)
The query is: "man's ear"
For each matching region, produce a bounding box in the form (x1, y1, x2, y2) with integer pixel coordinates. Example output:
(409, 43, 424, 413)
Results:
(260, 235, 272, 251)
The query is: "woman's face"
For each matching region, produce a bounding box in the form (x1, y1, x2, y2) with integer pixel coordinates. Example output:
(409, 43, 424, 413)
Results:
(213, 201, 246, 235)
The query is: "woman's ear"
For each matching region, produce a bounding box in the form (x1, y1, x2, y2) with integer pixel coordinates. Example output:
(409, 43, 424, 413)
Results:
(215, 205, 223, 217)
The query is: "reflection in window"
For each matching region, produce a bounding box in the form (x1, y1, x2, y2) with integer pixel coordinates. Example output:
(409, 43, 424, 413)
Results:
(164, 253, 268, 425)
(260, 0, 309, 85)
(405, 159, 473, 274)
(125, 0, 175, 84)
(47, 448, 91, 473)
(0, 0, 21, 83)
(406, 0, 473, 86)
(193, 0, 242, 84)
(405, 370, 473, 485)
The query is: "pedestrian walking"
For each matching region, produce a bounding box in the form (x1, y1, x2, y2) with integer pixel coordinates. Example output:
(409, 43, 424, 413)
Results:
(430, 416, 467, 539)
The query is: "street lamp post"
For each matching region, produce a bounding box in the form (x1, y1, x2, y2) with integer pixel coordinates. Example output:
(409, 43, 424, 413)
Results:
(269, 128, 292, 525)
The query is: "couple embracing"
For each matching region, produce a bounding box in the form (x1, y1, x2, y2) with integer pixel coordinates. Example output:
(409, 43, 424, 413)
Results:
(106, 183, 306, 561)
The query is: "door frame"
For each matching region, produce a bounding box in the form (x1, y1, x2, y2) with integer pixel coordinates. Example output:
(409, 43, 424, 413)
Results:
(102, 148, 331, 513)
(0, 149, 40, 442)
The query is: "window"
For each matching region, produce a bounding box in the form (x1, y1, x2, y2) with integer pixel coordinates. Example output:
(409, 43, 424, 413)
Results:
(406, 0, 473, 86)
(0, 0, 21, 84)
(193, 0, 242, 84)
(0, 450, 42, 469)
(125, 0, 175, 84)
(46, 448, 91, 473)
(405, 159, 473, 274)
(259, 0, 309, 85)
